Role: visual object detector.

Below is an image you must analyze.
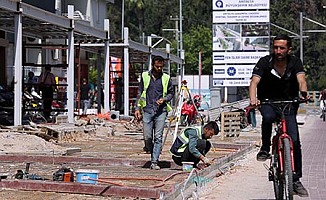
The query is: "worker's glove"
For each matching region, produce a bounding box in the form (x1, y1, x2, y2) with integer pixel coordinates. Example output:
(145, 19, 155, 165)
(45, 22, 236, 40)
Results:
(202, 157, 211, 166)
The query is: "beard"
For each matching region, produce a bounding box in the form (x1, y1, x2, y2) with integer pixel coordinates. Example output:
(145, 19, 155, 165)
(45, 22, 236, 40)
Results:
(275, 53, 286, 62)
(153, 67, 162, 74)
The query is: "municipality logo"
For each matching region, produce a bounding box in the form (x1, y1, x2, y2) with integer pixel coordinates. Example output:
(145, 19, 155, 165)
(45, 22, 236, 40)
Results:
(214, 55, 224, 61)
(227, 67, 236, 76)
(215, 0, 223, 8)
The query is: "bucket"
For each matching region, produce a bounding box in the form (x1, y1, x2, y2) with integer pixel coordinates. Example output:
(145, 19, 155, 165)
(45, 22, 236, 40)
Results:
(182, 162, 194, 172)
(75, 169, 100, 184)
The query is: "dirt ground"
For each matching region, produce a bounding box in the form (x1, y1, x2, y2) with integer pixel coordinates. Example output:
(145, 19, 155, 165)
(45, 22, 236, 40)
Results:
(0, 116, 260, 199)
(0, 132, 65, 153)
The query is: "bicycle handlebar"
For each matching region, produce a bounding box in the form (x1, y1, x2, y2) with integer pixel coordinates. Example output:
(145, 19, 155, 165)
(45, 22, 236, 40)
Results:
(260, 98, 313, 105)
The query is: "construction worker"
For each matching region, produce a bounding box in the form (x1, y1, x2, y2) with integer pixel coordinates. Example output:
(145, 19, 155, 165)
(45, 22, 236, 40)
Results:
(135, 55, 174, 170)
(170, 121, 219, 168)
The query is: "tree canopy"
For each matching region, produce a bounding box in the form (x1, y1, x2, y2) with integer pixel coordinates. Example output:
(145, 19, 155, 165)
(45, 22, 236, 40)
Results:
(108, 0, 326, 91)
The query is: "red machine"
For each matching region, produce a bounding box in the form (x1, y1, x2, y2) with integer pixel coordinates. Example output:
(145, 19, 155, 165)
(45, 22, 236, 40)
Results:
(180, 95, 201, 126)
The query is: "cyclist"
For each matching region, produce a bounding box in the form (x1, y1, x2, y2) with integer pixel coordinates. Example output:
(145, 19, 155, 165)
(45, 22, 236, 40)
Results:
(318, 88, 326, 117)
(249, 34, 309, 197)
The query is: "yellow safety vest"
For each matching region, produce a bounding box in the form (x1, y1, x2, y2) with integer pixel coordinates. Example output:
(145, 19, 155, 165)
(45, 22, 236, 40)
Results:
(170, 126, 202, 157)
(137, 72, 172, 112)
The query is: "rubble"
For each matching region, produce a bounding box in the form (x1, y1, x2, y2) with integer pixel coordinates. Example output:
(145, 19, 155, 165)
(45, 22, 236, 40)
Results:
(0, 114, 259, 199)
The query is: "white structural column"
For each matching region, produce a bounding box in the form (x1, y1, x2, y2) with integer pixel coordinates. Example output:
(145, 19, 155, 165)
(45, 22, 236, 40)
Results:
(166, 44, 171, 74)
(147, 36, 152, 71)
(104, 19, 110, 113)
(14, 3, 23, 126)
(123, 27, 129, 116)
(67, 5, 75, 123)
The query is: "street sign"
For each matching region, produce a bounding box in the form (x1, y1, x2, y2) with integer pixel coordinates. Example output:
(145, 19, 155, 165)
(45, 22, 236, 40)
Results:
(213, 65, 254, 78)
(213, 51, 268, 64)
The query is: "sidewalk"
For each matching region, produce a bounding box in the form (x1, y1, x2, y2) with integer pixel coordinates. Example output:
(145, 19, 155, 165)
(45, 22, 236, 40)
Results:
(198, 114, 325, 200)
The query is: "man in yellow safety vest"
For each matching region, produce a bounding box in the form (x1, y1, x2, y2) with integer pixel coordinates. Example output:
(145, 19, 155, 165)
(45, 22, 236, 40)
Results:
(170, 121, 219, 168)
(135, 55, 174, 170)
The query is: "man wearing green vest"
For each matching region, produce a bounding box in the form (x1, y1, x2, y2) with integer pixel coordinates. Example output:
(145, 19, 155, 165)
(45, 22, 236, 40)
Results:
(170, 121, 219, 168)
(135, 55, 174, 170)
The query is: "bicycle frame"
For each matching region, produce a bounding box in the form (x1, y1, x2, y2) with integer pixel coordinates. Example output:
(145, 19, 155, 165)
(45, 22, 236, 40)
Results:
(273, 118, 295, 173)
(263, 98, 309, 200)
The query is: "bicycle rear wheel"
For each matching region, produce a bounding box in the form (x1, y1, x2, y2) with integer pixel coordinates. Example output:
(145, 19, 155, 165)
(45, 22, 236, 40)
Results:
(283, 138, 294, 200)
(272, 145, 283, 200)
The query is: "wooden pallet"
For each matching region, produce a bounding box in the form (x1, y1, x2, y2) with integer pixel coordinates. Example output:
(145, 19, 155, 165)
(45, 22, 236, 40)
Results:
(220, 111, 241, 140)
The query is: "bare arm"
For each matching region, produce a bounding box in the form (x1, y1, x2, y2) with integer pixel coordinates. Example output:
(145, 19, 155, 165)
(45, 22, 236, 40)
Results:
(318, 93, 322, 101)
(297, 73, 310, 99)
(249, 76, 260, 106)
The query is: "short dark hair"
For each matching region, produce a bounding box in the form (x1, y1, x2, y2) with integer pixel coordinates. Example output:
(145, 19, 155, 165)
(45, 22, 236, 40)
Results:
(204, 121, 220, 135)
(274, 34, 292, 48)
(152, 55, 164, 65)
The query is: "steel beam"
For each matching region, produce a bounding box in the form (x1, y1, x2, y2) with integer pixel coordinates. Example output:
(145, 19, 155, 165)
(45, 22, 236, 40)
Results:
(75, 21, 106, 40)
(21, 2, 70, 29)
(0, 0, 18, 12)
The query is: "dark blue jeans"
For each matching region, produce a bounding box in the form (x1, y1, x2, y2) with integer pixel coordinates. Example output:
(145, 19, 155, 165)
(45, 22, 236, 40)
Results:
(259, 104, 302, 181)
(143, 111, 166, 163)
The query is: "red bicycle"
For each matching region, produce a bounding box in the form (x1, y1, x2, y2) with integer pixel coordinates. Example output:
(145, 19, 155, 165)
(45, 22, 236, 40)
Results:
(261, 98, 309, 200)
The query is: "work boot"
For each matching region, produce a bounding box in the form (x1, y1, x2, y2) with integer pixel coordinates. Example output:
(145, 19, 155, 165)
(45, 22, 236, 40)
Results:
(150, 163, 160, 170)
(293, 181, 309, 197)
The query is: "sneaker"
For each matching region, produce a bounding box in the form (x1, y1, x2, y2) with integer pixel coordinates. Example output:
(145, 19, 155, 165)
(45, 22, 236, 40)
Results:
(150, 163, 160, 170)
(293, 181, 309, 197)
(256, 149, 270, 161)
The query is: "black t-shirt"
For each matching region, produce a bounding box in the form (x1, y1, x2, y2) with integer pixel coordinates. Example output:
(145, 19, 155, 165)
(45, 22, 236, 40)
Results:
(80, 83, 91, 100)
(252, 54, 305, 101)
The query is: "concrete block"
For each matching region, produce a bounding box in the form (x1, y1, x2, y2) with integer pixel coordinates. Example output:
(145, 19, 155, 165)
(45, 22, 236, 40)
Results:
(55, 115, 68, 123)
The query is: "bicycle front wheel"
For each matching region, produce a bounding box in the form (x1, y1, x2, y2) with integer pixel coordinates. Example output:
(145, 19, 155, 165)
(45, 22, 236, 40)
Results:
(272, 145, 283, 200)
(283, 138, 294, 200)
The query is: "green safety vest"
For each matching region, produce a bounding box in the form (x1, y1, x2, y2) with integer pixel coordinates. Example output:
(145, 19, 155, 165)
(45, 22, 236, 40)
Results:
(137, 72, 172, 112)
(170, 126, 202, 157)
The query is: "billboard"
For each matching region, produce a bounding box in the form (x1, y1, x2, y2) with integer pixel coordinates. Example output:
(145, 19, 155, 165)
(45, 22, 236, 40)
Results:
(212, 0, 270, 87)
(213, 11, 270, 23)
(212, 0, 270, 10)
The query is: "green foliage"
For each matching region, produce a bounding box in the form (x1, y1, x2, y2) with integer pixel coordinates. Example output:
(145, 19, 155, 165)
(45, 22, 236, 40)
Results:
(106, 0, 326, 90)
(183, 25, 212, 75)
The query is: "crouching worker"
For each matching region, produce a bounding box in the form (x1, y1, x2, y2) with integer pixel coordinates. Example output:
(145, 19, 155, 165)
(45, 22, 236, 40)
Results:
(170, 121, 219, 168)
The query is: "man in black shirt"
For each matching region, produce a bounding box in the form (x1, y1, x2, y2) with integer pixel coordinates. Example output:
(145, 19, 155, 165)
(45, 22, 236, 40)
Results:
(80, 78, 91, 115)
(249, 34, 309, 197)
